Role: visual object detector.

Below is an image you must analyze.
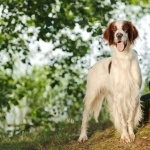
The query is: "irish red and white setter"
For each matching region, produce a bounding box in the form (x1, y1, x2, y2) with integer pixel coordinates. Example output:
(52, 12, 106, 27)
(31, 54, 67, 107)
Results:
(78, 20, 142, 143)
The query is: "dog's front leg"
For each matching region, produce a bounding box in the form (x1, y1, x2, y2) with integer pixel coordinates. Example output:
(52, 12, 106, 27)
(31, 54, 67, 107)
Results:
(114, 95, 131, 143)
(118, 111, 130, 143)
(127, 97, 139, 142)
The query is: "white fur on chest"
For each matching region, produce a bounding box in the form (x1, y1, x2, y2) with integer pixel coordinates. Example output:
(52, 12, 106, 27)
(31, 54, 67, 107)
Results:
(110, 51, 141, 99)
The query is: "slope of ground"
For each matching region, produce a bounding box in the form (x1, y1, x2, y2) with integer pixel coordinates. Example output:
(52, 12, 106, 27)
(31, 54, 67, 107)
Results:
(65, 124, 150, 150)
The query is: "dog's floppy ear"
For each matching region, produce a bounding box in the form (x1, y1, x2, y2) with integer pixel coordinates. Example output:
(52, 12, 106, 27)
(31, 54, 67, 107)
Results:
(103, 21, 116, 45)
(127, 21, 139, 43)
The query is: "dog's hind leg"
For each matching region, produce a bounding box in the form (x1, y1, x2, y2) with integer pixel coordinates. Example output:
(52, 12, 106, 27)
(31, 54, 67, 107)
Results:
(78, 93, 96, 142)
(78, 91, 103, 142)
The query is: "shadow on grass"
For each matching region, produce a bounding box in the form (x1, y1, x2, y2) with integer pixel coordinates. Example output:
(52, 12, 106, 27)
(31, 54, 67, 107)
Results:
(0, 141, 37, 150)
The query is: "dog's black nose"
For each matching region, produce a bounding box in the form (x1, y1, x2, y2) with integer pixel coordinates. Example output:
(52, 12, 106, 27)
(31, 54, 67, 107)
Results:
(116, 32, 123, 39)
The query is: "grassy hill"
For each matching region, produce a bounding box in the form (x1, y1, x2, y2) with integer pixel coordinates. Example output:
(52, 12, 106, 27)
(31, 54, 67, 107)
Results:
(65, 124, 150, 150)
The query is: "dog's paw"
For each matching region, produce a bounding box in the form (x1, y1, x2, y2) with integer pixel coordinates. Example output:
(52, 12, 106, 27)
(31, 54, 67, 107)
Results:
(120, 134, 130, 143)
(78, 134, 88, 142)
(129, 133, 135, 142)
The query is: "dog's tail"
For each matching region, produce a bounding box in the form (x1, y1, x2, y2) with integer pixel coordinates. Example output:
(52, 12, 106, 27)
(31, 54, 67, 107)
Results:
(133, 102, 143, 129)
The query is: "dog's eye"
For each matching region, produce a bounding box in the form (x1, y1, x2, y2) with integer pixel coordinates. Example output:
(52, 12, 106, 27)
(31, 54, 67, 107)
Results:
(112, 26, 117, 32)
(122, 26, 129, 32)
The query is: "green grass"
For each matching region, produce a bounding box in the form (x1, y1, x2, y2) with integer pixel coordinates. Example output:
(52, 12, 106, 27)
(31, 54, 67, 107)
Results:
(0, 122, 81, 150)
(0, 119, 112, 150)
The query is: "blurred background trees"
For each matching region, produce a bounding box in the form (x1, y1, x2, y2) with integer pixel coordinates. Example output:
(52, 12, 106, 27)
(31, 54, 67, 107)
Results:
(0, 0, 150, 135)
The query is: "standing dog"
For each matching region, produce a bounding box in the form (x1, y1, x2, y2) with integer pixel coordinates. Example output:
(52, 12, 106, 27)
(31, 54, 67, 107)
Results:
(78, 20, 142, 143)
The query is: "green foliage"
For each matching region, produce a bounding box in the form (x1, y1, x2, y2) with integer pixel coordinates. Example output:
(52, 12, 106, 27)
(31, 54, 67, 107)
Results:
(0, 71, 18, 110)
(0, 0, 111, 133)
(0, 58, 86, 133)
(128, 0, 150, 5)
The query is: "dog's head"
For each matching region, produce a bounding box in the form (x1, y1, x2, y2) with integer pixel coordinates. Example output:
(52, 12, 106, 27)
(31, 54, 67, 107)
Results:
(103, 20, 138, 52)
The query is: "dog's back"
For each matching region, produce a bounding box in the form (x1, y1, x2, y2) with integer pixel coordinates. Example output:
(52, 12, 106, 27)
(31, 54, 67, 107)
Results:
(87, 57, 112, 93)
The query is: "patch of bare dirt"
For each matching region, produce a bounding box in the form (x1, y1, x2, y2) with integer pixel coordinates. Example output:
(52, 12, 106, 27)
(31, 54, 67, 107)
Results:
(65, 124, 150, 150)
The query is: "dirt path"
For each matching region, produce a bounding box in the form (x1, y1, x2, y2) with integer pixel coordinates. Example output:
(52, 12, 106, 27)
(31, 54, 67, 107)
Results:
(65, 124, 150, 150)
